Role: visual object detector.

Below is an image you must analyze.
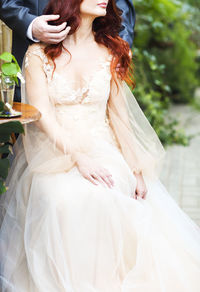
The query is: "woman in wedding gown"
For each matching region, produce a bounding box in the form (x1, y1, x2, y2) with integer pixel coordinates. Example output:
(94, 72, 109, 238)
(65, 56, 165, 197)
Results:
(0, 0, 200, 291)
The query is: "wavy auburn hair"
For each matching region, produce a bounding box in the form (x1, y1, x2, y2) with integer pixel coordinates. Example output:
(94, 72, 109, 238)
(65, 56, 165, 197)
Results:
(43, 0, 134, 87)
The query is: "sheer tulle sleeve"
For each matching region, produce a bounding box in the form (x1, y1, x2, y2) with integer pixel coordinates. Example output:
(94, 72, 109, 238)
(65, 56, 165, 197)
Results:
(21, 45, 92, 173)
(107, 78, 166, 179)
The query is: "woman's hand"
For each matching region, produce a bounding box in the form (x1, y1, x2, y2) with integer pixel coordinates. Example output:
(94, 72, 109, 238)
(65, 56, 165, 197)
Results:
(133, 172, 147, 200)
(73, 153, 114, 188)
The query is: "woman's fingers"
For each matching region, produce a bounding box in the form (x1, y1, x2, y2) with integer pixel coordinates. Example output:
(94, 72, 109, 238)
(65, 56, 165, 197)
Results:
(98, 169, 114, 188)
(100, 175, 113, 188)
(84, 173, 99, 185)
(91, 173, 107, 186)
(142, 190, 147, 200)
(92, 173, 110, 188)
(134, 189, 147, 200)
(77, 157, 114, 188)
(88, 169, 114, 188)
(107, 175, 115, 187)
(133, 192, 137, 200)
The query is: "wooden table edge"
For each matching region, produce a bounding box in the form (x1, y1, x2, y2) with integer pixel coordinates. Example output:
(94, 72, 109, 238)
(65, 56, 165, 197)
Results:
(0, 102, 41, 125)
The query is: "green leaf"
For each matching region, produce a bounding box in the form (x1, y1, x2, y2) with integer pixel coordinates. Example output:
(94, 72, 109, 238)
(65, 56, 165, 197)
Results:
(0, 52, 13, 63)
(0, 121, 24, 135)
(14, 76, 19, 86)
(0, 158, 9, 179)
(12, 55, 21, 72)
(0, 134, 10, 143)
(0, 121, 24, 142)
(163, 85, 171, 92)
(2, 63, 18, 76)
(0, 145, 10, 154)
(155, 79, 161, 86)
(0, 180, 7, 195)
(0, 101, 4, 112)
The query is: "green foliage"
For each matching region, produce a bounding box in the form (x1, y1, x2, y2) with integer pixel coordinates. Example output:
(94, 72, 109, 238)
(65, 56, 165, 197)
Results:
(0, 111, 24, 195)
(132, 0, 200, 145)
(0, 52, 21, 85)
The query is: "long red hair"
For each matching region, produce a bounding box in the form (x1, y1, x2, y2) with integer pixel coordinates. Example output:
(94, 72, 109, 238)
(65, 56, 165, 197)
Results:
(43, 0, 134, 87)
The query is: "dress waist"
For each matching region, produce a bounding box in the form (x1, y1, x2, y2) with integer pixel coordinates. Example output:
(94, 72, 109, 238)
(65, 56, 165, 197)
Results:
(55, 104, 118, 148)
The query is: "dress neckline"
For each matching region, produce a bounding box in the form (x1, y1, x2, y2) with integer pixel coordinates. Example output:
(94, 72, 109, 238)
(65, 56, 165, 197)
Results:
(50, 56, 112, 103)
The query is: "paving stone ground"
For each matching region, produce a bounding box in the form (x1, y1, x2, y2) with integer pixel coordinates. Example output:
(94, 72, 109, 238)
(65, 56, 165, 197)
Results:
(160, 104, 200, 226)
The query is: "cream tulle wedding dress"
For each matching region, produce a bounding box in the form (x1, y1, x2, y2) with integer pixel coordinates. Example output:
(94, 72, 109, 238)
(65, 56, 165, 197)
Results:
(0, 43, 200, 292)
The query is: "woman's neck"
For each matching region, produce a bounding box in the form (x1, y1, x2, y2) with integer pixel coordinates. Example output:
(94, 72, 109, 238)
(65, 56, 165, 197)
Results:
(63, 15, 95, 47)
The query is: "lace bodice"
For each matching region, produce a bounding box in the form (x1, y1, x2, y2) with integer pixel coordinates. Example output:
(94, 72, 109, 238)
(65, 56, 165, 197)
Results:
(25, 45, 112, 107)
(24, 44, 119, 150)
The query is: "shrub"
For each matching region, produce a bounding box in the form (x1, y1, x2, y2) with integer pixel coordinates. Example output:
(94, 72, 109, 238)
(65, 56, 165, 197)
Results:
(132, 0, 200, 145)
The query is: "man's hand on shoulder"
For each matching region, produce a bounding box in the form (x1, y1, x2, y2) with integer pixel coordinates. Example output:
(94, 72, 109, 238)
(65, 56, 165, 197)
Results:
(32, 15, 71, 44)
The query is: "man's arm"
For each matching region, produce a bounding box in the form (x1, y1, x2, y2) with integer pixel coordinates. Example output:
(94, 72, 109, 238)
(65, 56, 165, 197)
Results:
(0, 1, 70, 44)
(116, 0, 136, 47)
(0, 0, 36, 40)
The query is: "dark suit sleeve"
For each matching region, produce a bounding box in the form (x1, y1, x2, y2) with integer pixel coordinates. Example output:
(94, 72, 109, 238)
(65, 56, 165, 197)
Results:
(116, 0, 136, 47)
(0, 0, 36, 40)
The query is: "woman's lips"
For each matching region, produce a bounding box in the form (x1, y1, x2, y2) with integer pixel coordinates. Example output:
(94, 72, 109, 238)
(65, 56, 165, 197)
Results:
(97, 2, 107, 9)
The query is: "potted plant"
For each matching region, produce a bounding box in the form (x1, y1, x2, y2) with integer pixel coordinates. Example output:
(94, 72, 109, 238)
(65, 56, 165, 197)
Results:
(0, 103, 24, 194)
(0, 52, 24, 108)
(0, 52, 25, 194)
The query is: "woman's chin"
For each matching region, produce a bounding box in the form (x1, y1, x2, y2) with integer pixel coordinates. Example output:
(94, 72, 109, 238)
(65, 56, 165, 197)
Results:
(95, 12, 106, 17)
(95, 6, 107, 16)
(81, 8, 107, 18)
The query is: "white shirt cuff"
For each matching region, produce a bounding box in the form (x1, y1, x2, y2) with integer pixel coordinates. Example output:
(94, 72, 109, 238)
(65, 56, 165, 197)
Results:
(26, 18, 40, 42)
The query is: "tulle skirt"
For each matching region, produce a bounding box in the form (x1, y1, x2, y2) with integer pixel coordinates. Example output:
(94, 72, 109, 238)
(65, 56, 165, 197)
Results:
(0, 138, 200, 292)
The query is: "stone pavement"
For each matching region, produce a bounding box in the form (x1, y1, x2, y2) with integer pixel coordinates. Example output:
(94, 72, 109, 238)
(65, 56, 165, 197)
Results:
(160, 104, 200, 226)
